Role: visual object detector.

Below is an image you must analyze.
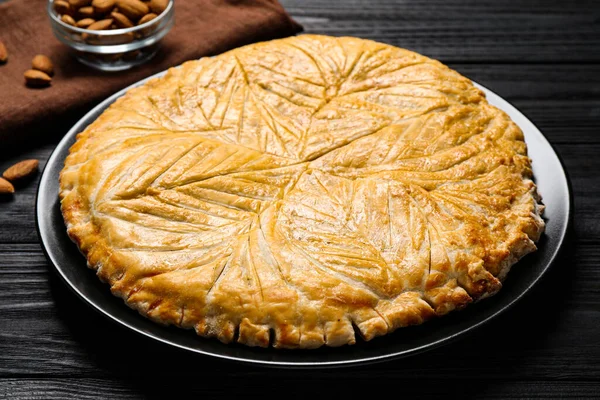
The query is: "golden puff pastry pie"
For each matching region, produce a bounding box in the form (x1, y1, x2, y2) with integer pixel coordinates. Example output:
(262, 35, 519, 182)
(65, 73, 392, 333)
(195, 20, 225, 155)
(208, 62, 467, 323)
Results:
(59, 34, 545, 349)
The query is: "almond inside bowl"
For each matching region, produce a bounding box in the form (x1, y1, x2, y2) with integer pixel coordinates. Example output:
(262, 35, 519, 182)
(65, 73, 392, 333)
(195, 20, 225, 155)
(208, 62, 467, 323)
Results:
(47, 0, 174, 71)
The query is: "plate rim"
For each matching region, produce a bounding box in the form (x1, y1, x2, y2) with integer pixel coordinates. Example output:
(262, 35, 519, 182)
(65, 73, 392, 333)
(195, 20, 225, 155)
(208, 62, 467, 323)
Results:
(35, 70, 572, 368)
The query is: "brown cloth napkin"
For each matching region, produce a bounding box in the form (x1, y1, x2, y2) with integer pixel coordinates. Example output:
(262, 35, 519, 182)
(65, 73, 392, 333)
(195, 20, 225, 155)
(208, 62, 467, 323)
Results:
(0, 0, 302, 147)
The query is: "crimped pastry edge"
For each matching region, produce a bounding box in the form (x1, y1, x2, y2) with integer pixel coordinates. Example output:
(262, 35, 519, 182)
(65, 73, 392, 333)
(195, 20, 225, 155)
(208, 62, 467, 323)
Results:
(58, 35, 546, 349)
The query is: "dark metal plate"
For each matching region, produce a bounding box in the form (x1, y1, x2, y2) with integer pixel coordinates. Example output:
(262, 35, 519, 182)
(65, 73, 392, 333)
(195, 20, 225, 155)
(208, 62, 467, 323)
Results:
(36, 74, 572, 367)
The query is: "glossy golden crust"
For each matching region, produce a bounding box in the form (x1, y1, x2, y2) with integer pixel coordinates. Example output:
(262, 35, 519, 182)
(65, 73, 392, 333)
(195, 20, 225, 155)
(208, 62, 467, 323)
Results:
(59, 35, 545, 348)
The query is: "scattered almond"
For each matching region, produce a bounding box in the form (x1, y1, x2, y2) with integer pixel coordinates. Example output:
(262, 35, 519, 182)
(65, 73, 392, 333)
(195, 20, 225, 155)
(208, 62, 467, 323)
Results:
(76, 18, 96, 28)
(24, 70, 52, 87)
(92, 0, 116, 13)
(3, 160, 39, 182)
(78, 6, 95, 18)
(111, 11, 134, 28)
(149, 0, 167, 15)
(61, 14, 77, 26)
(0, 40, 7, 64)
(87, 18, 114, 30)
(32, 55, 54, 76)
(0, 178, 14, 194)
(138, 12, 156, 25)
(116, 0, 149, 21)
(54, 0, 72, 15)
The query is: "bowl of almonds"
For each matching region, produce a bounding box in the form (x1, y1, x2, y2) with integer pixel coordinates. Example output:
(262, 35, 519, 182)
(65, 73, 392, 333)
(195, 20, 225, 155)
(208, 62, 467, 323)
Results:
(47, 0, 173, 71)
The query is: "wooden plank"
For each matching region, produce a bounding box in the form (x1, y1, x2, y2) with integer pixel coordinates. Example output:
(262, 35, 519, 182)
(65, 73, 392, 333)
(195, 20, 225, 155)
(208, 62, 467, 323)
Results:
(450, 64, 600, 101)
(296, 27, 600, 64)
(283, 0, 599, 15)
(511, 100, 600, 144)
(0, 144, 53, 244)
(0, 379, 142, 399)
(0, 378, 599, 399)
(554, 144, 600, 240)
(282, 0, 600, 62)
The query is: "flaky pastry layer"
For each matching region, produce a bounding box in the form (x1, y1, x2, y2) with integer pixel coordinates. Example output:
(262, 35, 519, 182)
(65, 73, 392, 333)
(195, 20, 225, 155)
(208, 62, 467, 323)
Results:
(59, 35, 545, 349)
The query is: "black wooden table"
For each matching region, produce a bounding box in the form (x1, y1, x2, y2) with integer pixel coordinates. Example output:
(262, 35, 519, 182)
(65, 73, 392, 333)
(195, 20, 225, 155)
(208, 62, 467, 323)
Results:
(1, 1, 599, 398)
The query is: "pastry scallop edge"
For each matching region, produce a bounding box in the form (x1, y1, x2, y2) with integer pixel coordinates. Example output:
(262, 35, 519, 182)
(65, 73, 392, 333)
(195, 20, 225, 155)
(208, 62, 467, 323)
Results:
(59, 34, 545, 349)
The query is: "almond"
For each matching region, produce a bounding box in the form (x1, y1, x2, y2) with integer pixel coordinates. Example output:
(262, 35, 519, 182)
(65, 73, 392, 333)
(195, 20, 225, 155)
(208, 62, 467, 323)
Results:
(82, 18, 115, 41)
(0, 40, 7, 64)
(92, 0, 116, 14)
(116, 0, 149, 20)
(32, 55, 54, 76)
(24, 70, 51, 87)
(87, 18, 114, 30)
(110, 11, 133, 28)
(3, 160, 39, 182)
(68, 0, 92, 7)
(78, 6, 95, 18)
(76, 18, 96, 28)
(54, 0, 72, 15)
(0, 178, 14, 194)
(149, 0, 168, 15)
(138, 12, 156, 25)
(61, 14, 77, 26)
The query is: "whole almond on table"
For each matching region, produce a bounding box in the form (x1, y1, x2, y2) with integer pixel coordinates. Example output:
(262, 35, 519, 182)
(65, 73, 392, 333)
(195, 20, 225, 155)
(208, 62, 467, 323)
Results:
(76, 18, 96, 28)
(111, 11, 134, 28)
(61, 14, 77, 26)
(24, 70, 51, 87)
(32, 55, 54, 76)
(92, 0, 116, 14)
(116, 0, 149, 21)
(138, 12, 156, 25)
(149, 0, 168, 15)
(0, 40, 7, 64)
(3, 160, 39, 182)
(0, 178, 14, 194)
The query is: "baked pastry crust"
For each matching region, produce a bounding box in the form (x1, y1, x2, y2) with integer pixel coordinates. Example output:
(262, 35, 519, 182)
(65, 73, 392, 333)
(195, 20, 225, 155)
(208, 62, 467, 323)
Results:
(59, 35, 545, 349)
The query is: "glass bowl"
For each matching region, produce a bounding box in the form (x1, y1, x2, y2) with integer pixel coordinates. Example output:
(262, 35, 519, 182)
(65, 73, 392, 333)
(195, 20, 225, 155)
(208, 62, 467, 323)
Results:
(47, 0, 174, 71)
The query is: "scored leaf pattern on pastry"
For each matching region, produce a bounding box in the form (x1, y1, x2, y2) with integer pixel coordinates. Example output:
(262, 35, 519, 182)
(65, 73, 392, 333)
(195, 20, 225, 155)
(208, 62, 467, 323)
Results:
(60, 35, 544, 349)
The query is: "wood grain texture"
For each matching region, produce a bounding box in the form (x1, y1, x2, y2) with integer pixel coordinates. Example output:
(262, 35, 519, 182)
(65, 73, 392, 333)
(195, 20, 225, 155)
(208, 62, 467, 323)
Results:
(1, 0, 599, 398)
(284, 0, 600, 62)
(1, 378, 599, 399)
